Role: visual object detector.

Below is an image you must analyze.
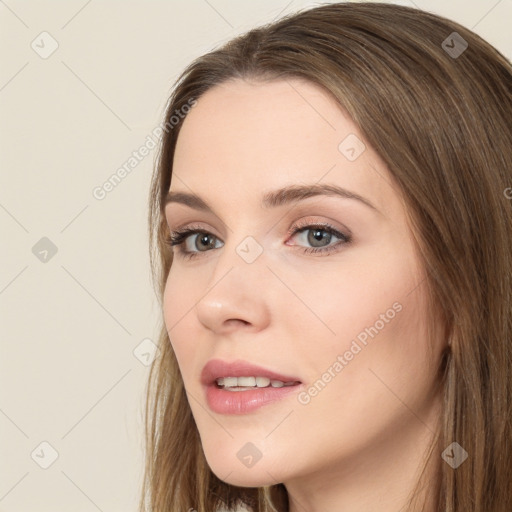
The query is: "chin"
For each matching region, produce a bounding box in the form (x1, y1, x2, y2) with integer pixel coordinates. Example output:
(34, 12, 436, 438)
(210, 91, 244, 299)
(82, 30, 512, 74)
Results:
(204, 451, 283, 488)
(215, 468, 278, 488)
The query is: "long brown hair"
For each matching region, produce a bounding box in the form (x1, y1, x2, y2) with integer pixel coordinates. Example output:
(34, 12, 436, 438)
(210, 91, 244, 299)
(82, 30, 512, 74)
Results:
(140, 3, 512, 511)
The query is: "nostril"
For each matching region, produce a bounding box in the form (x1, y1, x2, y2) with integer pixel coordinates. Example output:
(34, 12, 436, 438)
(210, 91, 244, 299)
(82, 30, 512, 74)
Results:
(225, 319, 250, 327)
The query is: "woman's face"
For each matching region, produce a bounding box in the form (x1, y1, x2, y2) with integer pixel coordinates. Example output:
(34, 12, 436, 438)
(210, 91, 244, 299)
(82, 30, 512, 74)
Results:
(163, 78, 445, 489)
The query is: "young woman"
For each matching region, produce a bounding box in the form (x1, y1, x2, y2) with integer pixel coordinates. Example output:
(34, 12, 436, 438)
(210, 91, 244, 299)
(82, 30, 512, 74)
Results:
(140, 3, 512, 511)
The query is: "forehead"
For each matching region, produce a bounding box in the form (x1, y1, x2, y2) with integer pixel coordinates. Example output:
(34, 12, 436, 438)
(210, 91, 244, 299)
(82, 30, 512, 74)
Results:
(174, 78, 348, 165)
(171, 78, 397, 220)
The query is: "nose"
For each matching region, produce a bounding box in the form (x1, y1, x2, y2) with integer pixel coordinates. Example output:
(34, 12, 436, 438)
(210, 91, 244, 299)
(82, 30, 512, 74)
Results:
(194, 237, 272, 335)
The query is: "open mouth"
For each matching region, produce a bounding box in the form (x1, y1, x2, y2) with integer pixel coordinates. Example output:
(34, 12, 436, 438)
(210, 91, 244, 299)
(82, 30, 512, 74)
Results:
(215, 376, 301, 391)
(201, 359, 303, 413)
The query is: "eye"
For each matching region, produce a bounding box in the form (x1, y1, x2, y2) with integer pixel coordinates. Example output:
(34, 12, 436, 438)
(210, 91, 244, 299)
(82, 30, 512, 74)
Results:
(286, 222, 351, 256)
(165, 221, 351, 260)
(166, 226, 223, 260)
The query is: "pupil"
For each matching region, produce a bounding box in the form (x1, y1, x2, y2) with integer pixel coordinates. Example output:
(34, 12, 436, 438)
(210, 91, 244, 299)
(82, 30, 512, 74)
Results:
(309, 229, 331, 247)
(198, 233, 215, 250)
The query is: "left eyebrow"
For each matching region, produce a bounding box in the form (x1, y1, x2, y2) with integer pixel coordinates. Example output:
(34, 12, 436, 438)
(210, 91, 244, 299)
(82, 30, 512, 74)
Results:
(164, 183, 379, 215)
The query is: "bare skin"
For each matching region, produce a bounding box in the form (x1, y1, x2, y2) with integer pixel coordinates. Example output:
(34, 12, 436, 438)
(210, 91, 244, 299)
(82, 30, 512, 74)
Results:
(163, 78, 446, 512)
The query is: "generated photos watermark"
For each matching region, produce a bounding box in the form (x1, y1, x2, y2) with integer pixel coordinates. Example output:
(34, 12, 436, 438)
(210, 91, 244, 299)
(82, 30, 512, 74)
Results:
(92, 97, 197, 201)
(298, 301, 403, 405)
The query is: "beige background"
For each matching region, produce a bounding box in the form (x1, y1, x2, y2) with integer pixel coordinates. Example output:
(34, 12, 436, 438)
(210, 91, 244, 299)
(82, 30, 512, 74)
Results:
(0, 1, 510, 511)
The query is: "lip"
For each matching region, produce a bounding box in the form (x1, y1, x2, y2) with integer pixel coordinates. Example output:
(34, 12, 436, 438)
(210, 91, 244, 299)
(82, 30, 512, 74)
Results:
(201, 359, 303, 415)
(201, 358, 301, 385)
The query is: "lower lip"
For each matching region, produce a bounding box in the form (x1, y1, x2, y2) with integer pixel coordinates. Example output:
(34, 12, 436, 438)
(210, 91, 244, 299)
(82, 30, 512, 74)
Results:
(205, 383, 302, 414)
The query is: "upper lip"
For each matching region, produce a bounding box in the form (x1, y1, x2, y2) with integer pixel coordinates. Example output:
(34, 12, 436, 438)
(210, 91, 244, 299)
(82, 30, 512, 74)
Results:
(201, 359, 302, 385)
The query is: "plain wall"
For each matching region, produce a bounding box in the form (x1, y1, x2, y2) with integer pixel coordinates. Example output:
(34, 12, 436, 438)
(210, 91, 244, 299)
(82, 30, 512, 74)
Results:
(1, 0, 510, 510)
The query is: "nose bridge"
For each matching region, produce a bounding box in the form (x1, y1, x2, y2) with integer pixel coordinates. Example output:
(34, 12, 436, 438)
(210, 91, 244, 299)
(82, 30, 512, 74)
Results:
(209, 229, 268, 291)
(194, 229, 271, 331)
(210, 209, 268, 272)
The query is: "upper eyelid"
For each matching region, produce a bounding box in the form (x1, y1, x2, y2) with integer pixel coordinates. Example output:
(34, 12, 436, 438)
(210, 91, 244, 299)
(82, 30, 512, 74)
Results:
(166, 213, 351, 234)
(165, 212, 230, 235)
(167, 222, 344, 237)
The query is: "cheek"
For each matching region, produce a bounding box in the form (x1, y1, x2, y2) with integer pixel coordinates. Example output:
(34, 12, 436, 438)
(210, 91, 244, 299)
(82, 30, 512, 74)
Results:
(307, 269, 434, 409)
(290, 244, 420, 354)
(162, 267, 198, 368)
(163, 264, 198, 323)
(292, 241, 434, 400)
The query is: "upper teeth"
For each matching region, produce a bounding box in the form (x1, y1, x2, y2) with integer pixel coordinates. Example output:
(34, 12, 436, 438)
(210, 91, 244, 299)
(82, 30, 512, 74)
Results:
(216, 376, 297, 388)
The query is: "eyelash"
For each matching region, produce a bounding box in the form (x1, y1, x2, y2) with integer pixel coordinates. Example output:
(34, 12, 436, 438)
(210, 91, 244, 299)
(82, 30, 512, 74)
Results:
(165, 221, 352, 261)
